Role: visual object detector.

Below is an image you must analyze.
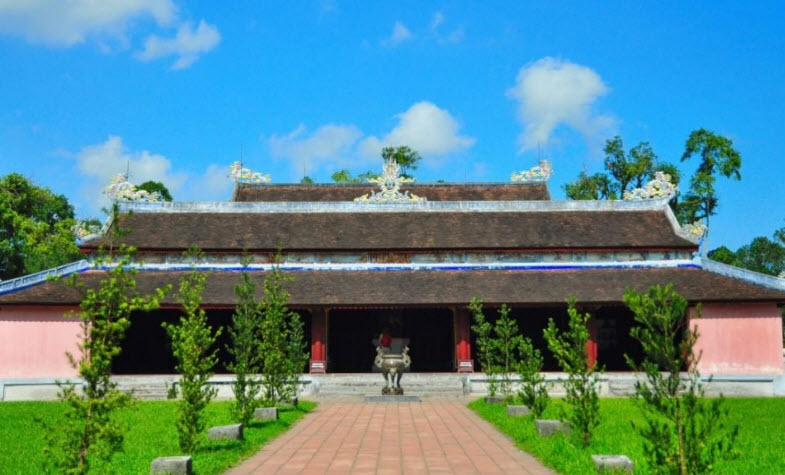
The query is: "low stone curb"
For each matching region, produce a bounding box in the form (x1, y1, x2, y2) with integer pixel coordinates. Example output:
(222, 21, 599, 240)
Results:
(535, 419, 572, 437)
(254, 407, 278, 421)
(207, 423, 243, 441)
(506, 405, 531, 416)
(150, 456, 192, 474)
(592, 454, 634, 473)
(484, 395, 505, 404)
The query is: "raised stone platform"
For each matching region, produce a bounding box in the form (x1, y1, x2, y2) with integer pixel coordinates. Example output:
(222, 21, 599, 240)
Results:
(364, 395, 421, 403)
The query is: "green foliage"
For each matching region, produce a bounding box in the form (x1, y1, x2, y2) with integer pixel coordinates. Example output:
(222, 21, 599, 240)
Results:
(493, 304, 522, 399)
(0, 173, 82, 279)
(163, 246, 221, 453)
(515, 337, 549, 417)
(330, 169, 378, 183)
(564, 171, 616, 200)
(381, 145, 421, 178)
(258, 254, 309, 404)
(41, 247, 168, 473)
(678, 128, 742, 228)
(543, 298, 602, 446)
(469, 297, 498, 396)
(624, 284, 738, 474)
(137, 180, 173, 201)
(299, 176, 314, 184)
(227, 271, 264, 427)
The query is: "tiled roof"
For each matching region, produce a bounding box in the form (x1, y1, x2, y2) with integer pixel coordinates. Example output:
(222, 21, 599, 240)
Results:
(3, 266, 783, 306)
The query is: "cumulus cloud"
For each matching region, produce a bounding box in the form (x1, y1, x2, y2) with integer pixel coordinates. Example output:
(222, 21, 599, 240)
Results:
(382, 21, 412, 46)
(0, 0, 176, 46)
(136, 19, 220, 69)
(359, 101, 475, 162)
(268, 124, 364, 177)
(76, 135, 189, 212)
(507, 57, 616, 153)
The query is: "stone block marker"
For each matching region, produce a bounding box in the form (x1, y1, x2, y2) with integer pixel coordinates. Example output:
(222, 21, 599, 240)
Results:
(150, 456, 192, 475)
(506, 405, 531, 416)
(535, 419, 572, 437)
(592, 455, 634, 473)
(485, 395, 505, 404)
(254, 407, 278, 421)
(208, 423, 243, 441)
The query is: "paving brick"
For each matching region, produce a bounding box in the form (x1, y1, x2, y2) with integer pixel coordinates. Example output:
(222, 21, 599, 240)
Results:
(225, 398, 555, 474)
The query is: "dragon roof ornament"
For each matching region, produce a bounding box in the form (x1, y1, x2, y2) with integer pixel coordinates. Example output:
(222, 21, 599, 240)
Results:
(104, 173, 162, 202)
(511, 160, 552, 182)
(230, 161, 270, 184)
(354, 158, 426, 203)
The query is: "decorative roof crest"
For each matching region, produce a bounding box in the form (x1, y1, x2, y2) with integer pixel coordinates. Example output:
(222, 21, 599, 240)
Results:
(230, 161, 271, 184)
(104, 173, 162, 202)
(511, 160, 552, 182)
(682, 221, 708, 241)
(623, 171, 677, 201)
(354, 158, 426, 203)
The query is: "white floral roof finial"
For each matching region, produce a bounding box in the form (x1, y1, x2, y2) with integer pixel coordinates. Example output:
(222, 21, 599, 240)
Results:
(354, 158, 426, 203)
(511, 160, 552, 182)
(230, 161, 270, 184)
(623, 171, 677, 201)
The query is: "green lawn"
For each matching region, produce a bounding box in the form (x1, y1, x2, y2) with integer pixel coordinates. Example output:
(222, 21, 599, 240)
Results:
(469, 397, 785, 474)
(0, 400, 315, 474)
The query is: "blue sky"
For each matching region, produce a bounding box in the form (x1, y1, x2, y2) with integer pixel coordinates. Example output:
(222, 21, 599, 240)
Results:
(0, 1, 783, 250)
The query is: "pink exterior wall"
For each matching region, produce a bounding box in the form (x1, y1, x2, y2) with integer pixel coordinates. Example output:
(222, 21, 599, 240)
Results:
(0, 306, 80, 378)
(691, 303, 784, 375)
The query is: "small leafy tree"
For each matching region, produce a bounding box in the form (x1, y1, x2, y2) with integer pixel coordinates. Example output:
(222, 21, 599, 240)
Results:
(137, 180, 173, 201)
(493, 304, 522, 399)
(227, 269, 264, 427)
(624, 284, 738, 474)
(259, 254, 308, 404)
(543, 298, 602, 446)
(163, 246, 221, 453)
(515, 336, 549, 417)
(469, 297, 499, 397)
(41, 246, 168, 473)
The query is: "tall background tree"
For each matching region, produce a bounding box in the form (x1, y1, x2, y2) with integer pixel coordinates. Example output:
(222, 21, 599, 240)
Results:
(678, 129, 742, 247)
(0, 173, 82, 279)
(381, 145, 421, 178)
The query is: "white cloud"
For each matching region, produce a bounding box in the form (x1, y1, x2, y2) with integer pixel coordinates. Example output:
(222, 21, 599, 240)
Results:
(136, 19, 220, 69)
(382, 21, 412, 46)
(76, 135, 188, 213)
(268, 124, 365, 177)
(507, 57, 616, 153)
(197, 164, 234, 200)
(359, 101, 475, 162)
(0, 0, 176, 46)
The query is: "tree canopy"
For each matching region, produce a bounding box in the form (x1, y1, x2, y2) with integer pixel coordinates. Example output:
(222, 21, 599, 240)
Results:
(0, 173, 82, 280)
(709, 227, 785, 277)
(137, 180, 173, 201)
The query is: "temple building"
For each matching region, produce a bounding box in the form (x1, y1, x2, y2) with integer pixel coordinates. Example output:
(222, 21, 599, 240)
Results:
(1, 160, 784, 397)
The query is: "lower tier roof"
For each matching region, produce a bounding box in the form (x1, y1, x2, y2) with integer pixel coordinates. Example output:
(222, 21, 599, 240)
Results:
(2, 266, 784, 307)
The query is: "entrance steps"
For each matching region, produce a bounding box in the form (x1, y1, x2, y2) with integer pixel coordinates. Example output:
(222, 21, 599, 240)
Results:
(307, 373, 468, 398)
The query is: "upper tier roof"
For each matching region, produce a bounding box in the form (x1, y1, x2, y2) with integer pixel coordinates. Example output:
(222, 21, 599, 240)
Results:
(231, 182, 551, 202)
(79, 200, 697, 252)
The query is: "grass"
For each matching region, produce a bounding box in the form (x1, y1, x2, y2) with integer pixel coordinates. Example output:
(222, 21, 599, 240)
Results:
(469, 397, 785, 474)
(0, 399, 315, 474)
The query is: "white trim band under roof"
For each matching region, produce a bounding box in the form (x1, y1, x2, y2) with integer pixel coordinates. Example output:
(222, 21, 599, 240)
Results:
(118, 198, 672, 214)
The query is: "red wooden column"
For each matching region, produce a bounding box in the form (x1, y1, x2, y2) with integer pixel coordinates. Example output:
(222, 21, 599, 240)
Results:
(454, 307, 474, 372)
(586, 316, 598, 368)
(309, 307, 327, 373)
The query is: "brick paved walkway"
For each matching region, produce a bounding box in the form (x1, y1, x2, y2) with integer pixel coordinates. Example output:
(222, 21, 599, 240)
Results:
(226, 399, 555, 474)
